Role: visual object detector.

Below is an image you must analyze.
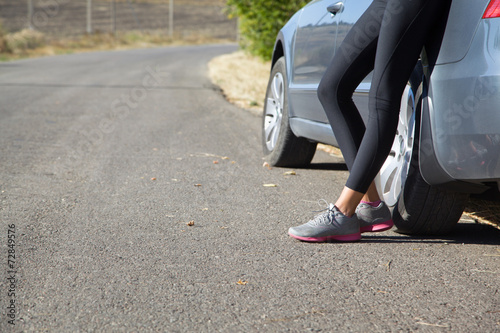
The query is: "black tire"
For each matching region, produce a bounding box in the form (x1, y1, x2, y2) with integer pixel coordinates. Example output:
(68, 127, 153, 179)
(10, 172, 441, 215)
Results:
(393, 65, 470, 235)
(262, 57, 317, 167)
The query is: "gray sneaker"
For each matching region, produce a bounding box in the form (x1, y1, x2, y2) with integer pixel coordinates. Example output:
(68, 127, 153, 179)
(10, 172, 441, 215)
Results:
(288, 203, 361, 242)
(356, 201, 393, 233)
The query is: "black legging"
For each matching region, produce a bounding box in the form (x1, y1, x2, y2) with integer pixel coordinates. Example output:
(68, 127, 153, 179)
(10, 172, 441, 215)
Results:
(317, 0, 450, 193)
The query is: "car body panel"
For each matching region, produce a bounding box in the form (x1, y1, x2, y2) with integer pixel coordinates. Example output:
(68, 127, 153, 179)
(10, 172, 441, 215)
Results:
(288, 0, 339, 124)
(287, 0, 372, 142)
(434, 0, 491, 65)
(422, 17, 500, 184)
(292, 0, 338, 85)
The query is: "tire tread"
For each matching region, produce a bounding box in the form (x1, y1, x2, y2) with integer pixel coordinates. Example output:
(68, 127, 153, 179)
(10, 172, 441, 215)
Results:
(393, 63, 469, 235)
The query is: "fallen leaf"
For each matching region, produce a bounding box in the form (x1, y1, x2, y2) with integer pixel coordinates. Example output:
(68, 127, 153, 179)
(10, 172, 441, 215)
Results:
(284, 171, 296, 176)
(263, 184, 278, 187)
(385, 260, 392, 271)
(237, 279, 248, 285)
(416, 321, 449, 328)
(222, 156, 229, 160)
(471, 269, 498, 273)
(186, 221, 195, 226)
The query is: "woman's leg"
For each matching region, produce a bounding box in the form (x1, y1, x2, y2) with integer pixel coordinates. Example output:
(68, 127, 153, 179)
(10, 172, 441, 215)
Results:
(289, 0, 450, 242)
(317, 0, 388, 173)
(317, 0, 389, 215)
(336, 0, 451, 216)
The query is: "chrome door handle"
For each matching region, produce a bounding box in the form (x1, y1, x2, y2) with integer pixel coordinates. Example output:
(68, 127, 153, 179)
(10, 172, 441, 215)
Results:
(327, 2, 344, 16)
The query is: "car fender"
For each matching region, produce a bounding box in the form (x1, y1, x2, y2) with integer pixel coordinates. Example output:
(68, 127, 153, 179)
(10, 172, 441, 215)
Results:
(271, 8, 304, 84)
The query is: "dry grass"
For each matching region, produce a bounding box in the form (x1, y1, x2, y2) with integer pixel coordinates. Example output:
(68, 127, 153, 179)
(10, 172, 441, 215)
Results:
(209, 51, 500, 231)
(464, 199, 500, 230)
(0, 29, 234, 61)
(3, 29, 46, 53)
(208, 50, 270, 113)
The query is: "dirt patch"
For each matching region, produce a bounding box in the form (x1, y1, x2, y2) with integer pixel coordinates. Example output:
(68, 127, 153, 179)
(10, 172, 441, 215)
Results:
(209, 50, 500, 231)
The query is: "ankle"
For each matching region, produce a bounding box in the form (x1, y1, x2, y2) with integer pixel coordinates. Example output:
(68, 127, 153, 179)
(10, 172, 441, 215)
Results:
(334, 204, 356, 218)
(335, 186, 366, 217)
(360, 200, 381, 207)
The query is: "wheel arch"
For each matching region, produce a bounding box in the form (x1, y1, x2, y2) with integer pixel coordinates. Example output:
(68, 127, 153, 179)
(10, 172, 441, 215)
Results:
(271, 39, 284, 69)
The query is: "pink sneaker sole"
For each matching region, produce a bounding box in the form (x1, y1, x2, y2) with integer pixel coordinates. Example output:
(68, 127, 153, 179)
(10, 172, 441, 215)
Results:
(360, 220, 394, 233)
(288, 232, 361, 242)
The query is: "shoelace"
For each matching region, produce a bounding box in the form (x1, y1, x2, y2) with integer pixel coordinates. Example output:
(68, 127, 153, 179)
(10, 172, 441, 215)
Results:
(310, 200, 337, 226)
(312, 199, 334, 212)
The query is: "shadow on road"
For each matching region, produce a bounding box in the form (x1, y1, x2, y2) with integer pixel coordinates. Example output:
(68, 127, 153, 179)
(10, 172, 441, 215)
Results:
(363, 222, 500, 245)
(290, 160, 500, 244)
(297, 162, 349, 171)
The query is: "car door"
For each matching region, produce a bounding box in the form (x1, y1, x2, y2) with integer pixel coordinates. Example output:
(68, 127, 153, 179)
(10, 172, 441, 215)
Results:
(288, 0, 343, 122)
(289, 0, 373, 124)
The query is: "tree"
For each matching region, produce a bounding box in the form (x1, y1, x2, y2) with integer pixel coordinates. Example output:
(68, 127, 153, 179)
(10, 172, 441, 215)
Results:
(226, 0, 308, 60)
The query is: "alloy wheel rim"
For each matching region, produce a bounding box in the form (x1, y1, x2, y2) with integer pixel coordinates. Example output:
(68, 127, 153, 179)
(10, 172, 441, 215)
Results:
(264, 72, 284, 152)
(377, 84, 416, 207)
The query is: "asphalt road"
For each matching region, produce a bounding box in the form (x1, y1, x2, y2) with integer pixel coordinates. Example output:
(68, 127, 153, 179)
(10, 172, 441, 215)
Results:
(0, 44, 499, 332)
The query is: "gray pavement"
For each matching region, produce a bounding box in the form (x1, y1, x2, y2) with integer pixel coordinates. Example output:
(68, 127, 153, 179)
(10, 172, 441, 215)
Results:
(0, 44, 499, 332)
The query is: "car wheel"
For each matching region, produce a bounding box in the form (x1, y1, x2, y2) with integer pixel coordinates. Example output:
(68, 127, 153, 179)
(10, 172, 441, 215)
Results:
(376, 63, 470, 235)
(262, 57, 317, 167)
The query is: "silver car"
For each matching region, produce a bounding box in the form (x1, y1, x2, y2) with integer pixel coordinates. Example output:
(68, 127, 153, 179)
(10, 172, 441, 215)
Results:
(262, 0, 500, 234)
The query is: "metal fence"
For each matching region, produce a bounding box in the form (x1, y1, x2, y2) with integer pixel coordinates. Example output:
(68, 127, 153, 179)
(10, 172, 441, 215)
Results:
(0, 0, 237, 40)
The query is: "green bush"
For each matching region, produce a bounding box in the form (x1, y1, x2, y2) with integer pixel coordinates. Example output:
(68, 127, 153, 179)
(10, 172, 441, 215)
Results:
(226, 0, 308, 60)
